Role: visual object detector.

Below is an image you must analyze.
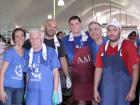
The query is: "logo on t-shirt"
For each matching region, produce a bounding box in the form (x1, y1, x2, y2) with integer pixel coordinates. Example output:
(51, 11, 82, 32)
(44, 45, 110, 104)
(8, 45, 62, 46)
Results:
(11, 65, 23, 80)
(30, 63, 42, 82)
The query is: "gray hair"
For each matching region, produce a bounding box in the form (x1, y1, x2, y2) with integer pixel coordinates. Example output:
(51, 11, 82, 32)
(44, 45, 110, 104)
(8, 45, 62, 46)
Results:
(29, 28, 44, 39)
(88, 21, 102, 28)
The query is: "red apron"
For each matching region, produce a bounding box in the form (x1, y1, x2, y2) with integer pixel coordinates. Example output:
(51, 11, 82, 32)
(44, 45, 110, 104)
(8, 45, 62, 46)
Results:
(72, 45, 94, 101)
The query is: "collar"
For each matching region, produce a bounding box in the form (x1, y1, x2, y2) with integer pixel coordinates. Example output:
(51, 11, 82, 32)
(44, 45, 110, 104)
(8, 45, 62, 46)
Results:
(104, 37, 125, 52)
(68, 30, 88, 42)
(54, 35, 60, 47)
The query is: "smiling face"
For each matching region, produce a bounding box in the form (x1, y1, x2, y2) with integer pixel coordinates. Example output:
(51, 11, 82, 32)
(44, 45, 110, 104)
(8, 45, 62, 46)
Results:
(88, 23, 102, 41)
(45, 19, 57, 38)
(107, 25, 121, 42)
(29, 31, 43, 51)
(69, 19, 81, 36)
(14, 30, 26, 47)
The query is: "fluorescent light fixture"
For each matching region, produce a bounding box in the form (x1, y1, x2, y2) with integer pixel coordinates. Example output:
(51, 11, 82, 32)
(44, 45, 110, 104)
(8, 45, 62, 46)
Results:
(58, 0, 65, 6)
(48, 14, 52, 19)
(15, 24, 20, 28)
(96, 12, 101, 17)
(121, 21, 125, 25)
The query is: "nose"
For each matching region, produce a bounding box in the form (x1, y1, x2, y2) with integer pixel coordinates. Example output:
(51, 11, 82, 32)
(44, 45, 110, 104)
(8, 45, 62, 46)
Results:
(50, 27, 55, 31)
(109, 31, 113, 35)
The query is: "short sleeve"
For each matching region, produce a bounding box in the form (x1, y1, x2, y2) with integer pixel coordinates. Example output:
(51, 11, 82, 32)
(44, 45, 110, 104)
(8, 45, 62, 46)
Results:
(3, 48, 13, 63)
(48, 47, 61, 70)
(58, 39, 66, 57)
(129, 45, 139, 65)
(95, 45, 104, 68)
(124, 41, 139, 65)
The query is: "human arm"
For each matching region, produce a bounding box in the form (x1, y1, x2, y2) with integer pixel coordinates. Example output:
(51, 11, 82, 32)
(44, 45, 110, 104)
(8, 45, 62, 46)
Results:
(60, 56, 71, 89)
(126, 63, 139, 101)
(94, 67, 102, 103)
(53, 68, 59, 93)
(94, 45, 104, 103)
(124, 40, 139, 101)
(58, 38, 72, 89)
(0, 61, 9, 103)
(49, 47, 61, 104)
(52, 68, 60, 105)
(60, 56, 69, 78)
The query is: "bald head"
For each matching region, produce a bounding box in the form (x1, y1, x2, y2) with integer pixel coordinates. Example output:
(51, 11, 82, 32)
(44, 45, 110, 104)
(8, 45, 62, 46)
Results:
(44, 19, 57, 39)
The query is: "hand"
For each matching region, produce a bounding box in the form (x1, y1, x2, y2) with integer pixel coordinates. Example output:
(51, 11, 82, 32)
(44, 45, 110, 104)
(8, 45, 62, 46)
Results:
(52, 91, 59, 105)
(94, 90, 101, 104)
(24, 89, 27, 100)
(126, 90, 136, 101)
(0, 88, 8, 103)
(66, 77, 72, 89)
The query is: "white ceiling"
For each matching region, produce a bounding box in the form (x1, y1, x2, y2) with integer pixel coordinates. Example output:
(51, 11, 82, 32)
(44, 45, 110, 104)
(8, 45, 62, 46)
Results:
(0, 0, 140, 30)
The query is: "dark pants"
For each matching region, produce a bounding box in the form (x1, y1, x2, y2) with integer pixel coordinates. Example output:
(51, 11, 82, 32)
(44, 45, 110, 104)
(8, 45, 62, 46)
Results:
(0, 87, 24, 105)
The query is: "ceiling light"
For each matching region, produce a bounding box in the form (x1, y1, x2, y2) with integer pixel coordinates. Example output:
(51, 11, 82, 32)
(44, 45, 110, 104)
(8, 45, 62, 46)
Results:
(58, 0, 65, 6)
(15, 24, 20, 28)
(121, 21, 125, 25)
(96, 12, 101, 17)
(48, 14, 52, 19)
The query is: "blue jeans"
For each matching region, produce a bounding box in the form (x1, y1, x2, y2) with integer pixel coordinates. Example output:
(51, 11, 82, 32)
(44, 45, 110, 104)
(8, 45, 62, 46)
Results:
(0, 87, 24, 105)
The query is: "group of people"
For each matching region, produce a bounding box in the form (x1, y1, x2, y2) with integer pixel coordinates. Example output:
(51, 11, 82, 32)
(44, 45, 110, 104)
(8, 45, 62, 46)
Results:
(0, 15, 139, 105)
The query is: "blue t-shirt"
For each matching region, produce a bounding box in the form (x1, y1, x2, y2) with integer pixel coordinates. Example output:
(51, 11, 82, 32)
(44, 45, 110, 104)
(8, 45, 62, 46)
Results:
(24, 46, 61, 83)
(87, 32, 108, 64)
(63, 35, 88, 64)
(24, 46, 61, 105)
(3, 47, 26, 88)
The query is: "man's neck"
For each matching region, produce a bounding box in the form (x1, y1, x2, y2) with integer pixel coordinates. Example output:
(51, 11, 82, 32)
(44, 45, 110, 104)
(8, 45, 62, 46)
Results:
(34, 46, 42, 52)
(95, 37, 103, 45)
(109, 40, 119, 48)
(72, 32, 81, 37)
(45, 35, 54, 40)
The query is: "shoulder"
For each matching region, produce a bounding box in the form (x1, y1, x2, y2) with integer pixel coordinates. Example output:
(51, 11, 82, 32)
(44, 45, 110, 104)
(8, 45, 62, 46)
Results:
(46, 46, 56, 53)
(3, 47, 14, 59)
(44, 38, 48, 42)
(46, 46, 58, 59)
(4, 47, 14, 53)
(57, 37, 64, 44)
(99, 45, 105, 52)
(63, 35, 71, 46)
(122, 39, 135, 48)
(121, 39, 137, 55)
(63, 35, 70, 41)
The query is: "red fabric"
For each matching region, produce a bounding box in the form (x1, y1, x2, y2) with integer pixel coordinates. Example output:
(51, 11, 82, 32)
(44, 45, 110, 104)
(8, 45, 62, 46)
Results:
(72, 46, 94, 101)
(96, 40, 139, 75)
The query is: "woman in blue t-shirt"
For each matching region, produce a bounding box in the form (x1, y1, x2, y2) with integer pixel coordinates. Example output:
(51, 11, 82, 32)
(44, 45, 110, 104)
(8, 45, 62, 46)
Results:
(0, 28, 26, 105)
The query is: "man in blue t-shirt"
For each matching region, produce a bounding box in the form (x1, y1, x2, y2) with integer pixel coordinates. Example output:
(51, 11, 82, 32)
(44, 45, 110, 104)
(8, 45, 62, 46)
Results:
(87, 21, 107, 64)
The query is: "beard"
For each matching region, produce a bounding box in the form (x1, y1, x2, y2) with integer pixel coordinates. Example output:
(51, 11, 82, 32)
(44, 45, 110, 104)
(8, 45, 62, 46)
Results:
(109, 37, 120, 42)
(45, 30, 56, 38)
(108, 32, 121, 42)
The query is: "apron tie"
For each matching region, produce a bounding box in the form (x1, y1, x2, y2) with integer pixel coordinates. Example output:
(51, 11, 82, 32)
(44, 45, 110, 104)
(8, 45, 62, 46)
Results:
(68, 30, 88, 42)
